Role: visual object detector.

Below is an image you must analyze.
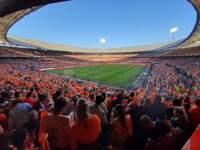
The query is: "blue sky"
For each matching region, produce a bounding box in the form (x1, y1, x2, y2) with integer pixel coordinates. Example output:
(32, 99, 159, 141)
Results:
(8, 0, 196, 48)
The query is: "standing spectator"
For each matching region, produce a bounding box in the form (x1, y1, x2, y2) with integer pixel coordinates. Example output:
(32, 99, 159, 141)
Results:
(90, 95, 107, 126)
(110, 104, 132, 150)
(189, 99, 200, 129)
(149, 95, 167, 121)
(9, 101, 32, 131)
(40, 96, 73, 150)
(71, 99, 101, 150)
(24, 92, 36, 107)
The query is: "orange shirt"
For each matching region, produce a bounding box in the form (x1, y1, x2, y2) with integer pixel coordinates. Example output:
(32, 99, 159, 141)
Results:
(189, 106, 200, 128)
(106, 98, 113, 110)
(71, 115, 101, 149)
(112, 114, 132, 145)
(40, 114, 73, 149)
(24, 97, 36, 107)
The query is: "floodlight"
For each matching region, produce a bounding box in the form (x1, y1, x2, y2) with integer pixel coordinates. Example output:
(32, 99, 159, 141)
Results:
(100, 38, 106, 45)
(170, 27, 179, 41)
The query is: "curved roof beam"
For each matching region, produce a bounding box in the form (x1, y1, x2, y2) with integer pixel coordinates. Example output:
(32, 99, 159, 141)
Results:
(174, 0, 200, 48)
(0, 6, 42, 43)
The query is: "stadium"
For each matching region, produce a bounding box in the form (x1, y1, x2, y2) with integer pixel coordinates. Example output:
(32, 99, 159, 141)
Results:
(0, 0, 199, 150)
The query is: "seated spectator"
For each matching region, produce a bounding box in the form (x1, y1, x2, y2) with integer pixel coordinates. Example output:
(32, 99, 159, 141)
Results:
(90, 95, 107, 126)
(71, 99, 101, 150)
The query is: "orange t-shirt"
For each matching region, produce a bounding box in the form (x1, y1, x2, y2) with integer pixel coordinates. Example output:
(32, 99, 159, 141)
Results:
(189, 106, 200, 128)
(40, 114, 73, 149)
(112, 114, 132, 145)
(24, 97, 36, 107)
(71, 115, 101, 149)
(106, 98, 113, 110)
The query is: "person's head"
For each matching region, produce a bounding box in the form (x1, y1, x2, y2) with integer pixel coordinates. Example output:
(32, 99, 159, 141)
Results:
(29, 110, 39, 121)
(145, 98, 151, 107)
(0, 133, 11, 150)
(54, 96, 68, 115)
(96, 95, 103, 105)
(76, 99, 89, 122)
(184, 97, 190, 104)
(127, 98, 132, 104)
(173, 107, 188, 123)
(117, 94, 123, 101)
(130, 92, 134, 98)
(165, 96, 170, 102)
(89, 94, 94, 102)
(128, 101, 137, 110)
(38, 94, 48, 104)
(0, 91, 10, 103)
(14, 91, 21, 98)
(172, 98, 182, 107)
(114, 104, 125, 116)
(26, 92, 32, 98)
(195, 99, 200, 107)
(101, 92, 106, 101)
(154, 95, 161, 103)
(53, 90, 63, 102)
(72, 96, 78, 107)
(183, 102, 191, 113)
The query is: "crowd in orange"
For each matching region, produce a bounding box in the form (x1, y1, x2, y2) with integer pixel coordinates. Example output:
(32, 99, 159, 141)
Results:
(0, 57, 199, 150)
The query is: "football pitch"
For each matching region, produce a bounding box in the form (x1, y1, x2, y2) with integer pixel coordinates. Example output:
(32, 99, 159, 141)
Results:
(46, 64, 146, 88)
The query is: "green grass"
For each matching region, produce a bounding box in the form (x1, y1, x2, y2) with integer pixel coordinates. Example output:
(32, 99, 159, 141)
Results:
(46, 64, 146, 88)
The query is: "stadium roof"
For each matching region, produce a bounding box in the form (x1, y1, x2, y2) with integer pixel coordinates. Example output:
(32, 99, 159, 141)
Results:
(0, 0, 200, 52)
(0, 0, 69, 44)
(8, 35, 176, 53)
(174, 0, 200, 48)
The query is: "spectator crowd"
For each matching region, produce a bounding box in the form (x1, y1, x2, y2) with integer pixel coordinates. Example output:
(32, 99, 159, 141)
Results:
(0, 57, 199, 150)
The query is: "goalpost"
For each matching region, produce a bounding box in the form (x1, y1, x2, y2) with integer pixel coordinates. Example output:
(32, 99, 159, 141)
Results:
(64, 70, 75, 77)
